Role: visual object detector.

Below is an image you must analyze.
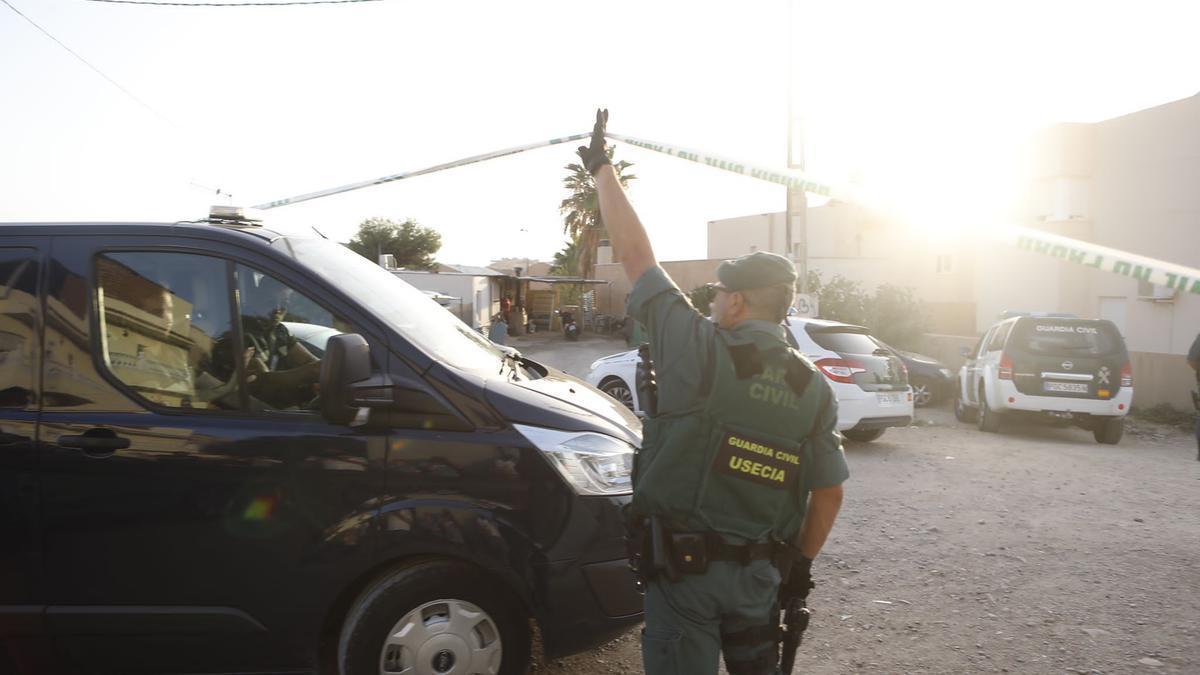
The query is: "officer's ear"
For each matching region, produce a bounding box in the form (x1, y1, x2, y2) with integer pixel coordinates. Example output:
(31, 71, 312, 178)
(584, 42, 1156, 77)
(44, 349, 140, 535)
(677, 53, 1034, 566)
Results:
(729, 290, 747, 317)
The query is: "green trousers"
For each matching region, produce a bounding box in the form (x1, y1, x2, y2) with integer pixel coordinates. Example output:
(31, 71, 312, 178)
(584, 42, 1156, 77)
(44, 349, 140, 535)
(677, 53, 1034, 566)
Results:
(642, 559, 782, 675)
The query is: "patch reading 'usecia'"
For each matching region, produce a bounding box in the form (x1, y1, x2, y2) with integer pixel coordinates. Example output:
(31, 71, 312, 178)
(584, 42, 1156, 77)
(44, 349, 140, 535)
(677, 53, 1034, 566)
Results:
(714, 430, 801, 490)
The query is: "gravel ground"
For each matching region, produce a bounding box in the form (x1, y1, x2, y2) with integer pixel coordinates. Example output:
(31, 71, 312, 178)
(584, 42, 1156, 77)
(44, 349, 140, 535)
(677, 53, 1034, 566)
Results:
(515, 333, 1200, 675)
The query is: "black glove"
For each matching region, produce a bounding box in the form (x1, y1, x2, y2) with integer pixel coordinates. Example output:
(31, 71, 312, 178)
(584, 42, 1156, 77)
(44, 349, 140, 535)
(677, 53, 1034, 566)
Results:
(779, 555, 814, 603)
(577, 108, 612, 176)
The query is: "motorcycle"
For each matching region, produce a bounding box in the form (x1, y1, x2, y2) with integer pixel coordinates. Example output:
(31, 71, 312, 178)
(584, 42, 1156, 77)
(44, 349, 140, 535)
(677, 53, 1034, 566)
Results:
(557, 309, 580, 341)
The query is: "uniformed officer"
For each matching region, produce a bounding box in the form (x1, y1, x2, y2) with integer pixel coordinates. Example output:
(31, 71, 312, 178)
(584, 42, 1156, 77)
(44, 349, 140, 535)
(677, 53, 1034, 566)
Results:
(579, 110, 848, 675)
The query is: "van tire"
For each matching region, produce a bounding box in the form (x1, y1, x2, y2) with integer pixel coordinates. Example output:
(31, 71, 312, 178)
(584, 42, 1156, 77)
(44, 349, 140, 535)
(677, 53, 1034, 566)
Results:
(844, 428, 885, 443)
(337, 560, 530, 675)
(977, 387, 1002, 433)
(954, 385, 977, 423)
(1093, 417, 1124, 445)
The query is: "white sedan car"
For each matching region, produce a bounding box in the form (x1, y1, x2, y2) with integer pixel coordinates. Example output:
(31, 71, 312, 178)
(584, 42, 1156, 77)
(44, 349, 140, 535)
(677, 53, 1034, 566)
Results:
(585, 317, 914, 442)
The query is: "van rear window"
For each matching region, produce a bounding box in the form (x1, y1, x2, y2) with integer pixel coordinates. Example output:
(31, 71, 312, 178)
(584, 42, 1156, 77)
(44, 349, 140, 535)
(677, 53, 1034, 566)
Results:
(1010, 320, 1122, 356)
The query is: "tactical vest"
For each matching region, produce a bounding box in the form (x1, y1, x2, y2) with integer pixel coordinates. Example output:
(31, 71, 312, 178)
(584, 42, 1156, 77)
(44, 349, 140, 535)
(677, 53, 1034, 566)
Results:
(631, 328, 827, 543)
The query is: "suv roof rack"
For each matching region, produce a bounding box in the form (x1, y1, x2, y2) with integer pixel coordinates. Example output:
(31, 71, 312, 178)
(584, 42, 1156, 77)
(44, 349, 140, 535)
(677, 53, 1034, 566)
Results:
(997, 311, 1078, 320)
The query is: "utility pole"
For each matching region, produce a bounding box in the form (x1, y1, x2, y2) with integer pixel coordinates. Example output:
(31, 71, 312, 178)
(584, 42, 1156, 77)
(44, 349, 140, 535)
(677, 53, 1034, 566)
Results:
(784, 0, 809, 293)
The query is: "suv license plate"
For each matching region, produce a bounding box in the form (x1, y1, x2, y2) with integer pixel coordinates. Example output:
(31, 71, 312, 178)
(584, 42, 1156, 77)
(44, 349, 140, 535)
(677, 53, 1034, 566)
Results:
(1044, 382, 1089, 393)
(876, 392, 903, 406)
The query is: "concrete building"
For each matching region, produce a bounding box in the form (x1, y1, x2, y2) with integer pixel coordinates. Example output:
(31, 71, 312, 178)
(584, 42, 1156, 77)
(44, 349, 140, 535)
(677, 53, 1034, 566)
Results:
(707, 203, 978, 336)
(975, 94, 1200, 410)
(702, 93, 1200, 410)
(391, 264, 513, 330)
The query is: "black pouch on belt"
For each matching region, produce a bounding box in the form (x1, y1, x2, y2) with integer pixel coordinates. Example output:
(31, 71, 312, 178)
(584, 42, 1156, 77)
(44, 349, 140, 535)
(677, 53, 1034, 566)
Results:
(670, 533, 709, 575)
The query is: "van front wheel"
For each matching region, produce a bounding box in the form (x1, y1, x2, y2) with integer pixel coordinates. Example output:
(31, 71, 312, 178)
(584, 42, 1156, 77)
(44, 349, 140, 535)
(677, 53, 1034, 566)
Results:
(337, 560, 530, 675)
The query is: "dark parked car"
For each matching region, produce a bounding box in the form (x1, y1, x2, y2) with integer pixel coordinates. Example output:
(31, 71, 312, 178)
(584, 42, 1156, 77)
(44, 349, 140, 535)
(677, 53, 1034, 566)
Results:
(0, 213, 643, 675)
(893, 350, 955, 407)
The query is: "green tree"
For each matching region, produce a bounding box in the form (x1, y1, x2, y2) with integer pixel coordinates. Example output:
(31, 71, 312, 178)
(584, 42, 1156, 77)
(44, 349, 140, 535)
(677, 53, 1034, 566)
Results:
(559, 148, 636, 278)
(807, 272, 928, 350)
(688, 284, 717, 316)
(550, 239, 581, 277)
(346, 217, 442, 270)
(868, 284, 927, 350)
(811, 274, 871, 327)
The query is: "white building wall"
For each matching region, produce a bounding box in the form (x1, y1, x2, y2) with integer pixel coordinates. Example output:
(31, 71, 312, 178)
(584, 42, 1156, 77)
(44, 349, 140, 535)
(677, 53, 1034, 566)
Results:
(391, 272, 494, 329)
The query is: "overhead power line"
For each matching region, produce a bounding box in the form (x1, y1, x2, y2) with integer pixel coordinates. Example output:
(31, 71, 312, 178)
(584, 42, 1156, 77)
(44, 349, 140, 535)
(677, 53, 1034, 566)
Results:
(1, 0, 175, 126)
(85, 0, 383, 6)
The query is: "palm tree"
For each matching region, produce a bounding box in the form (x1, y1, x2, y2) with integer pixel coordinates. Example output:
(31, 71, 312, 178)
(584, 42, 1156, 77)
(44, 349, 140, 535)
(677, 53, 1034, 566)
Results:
(550, 239, 581, 277)
(559, 147, 636, 279)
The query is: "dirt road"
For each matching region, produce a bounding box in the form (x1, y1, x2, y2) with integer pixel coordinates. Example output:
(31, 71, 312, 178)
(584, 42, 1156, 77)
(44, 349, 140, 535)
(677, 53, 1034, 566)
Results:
(515, 334, 1200, 674)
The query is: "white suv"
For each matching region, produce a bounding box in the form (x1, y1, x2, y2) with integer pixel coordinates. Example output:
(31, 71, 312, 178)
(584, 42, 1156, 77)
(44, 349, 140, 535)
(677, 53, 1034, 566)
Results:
(953, 314, 1133, 444)
(585, 317, 913, 443)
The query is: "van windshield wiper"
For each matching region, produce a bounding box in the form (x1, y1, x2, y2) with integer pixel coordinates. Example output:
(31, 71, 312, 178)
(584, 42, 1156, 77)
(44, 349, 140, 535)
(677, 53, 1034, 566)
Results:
(499, 351, 524, 379)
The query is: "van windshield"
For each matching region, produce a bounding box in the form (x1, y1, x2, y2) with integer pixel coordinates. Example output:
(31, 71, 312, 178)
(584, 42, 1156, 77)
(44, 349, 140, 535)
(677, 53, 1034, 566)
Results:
(1011, 319, 1123, 357)
(276, 237, 505, 376)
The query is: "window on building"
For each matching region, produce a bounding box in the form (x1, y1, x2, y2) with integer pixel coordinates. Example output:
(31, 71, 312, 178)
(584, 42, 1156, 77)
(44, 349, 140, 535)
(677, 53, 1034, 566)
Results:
(936, 254, 954, 274)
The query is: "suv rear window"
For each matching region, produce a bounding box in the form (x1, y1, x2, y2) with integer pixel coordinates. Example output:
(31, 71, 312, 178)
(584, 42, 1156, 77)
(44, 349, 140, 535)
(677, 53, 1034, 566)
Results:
(1009, 319, 1123, 357)
(807, 329, 882, 355)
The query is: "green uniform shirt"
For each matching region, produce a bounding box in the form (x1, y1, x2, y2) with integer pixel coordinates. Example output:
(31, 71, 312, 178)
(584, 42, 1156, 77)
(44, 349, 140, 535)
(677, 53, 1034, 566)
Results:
(627, 265, 849, 493)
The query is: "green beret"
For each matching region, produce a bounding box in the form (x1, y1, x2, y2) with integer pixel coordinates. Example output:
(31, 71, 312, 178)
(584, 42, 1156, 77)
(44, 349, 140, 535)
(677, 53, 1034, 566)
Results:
(716, 251, 797, 291)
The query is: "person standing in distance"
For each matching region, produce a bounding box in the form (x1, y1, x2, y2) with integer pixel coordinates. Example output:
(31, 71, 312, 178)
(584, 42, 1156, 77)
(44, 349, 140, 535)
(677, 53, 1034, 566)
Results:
(579, 109, 848, 675)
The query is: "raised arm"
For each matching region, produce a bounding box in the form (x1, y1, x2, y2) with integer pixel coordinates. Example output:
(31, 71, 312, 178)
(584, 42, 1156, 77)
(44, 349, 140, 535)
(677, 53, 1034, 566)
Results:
(579, 109, 657, 284)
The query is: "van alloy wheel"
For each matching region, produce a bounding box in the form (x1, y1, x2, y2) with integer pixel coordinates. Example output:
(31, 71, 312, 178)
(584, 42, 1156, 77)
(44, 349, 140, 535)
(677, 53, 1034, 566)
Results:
(380, 599, 502, 675)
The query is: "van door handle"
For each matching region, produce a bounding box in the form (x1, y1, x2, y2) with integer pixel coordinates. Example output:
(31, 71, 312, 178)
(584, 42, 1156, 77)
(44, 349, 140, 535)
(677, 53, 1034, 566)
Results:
(58, 432, 131, 454)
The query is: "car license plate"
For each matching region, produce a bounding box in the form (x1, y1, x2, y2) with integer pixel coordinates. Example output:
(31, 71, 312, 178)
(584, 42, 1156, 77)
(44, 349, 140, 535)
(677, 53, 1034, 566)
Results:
(876, 392, 903, 406)
(1044, 381, 1089, 393)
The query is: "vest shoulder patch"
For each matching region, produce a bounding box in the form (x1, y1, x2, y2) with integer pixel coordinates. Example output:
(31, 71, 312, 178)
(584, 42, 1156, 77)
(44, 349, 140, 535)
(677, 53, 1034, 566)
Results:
(727, 342, 764, 379)
(784, 353, 816, 395)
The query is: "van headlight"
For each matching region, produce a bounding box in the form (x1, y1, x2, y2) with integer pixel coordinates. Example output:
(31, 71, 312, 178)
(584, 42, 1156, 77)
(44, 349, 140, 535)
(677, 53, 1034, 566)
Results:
(515, 425, 635, 495)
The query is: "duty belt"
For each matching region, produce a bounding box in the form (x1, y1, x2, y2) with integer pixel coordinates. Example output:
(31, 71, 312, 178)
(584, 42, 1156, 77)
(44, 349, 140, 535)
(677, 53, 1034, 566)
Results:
(701, 533, 776, 564)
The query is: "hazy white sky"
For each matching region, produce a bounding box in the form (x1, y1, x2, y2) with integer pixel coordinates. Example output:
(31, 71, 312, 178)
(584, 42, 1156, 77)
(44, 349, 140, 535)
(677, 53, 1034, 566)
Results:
(2, 0, 1197, 265)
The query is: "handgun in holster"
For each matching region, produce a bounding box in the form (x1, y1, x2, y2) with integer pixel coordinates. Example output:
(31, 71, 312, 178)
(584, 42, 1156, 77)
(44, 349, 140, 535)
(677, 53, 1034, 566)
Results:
(636, 343, 659, 418)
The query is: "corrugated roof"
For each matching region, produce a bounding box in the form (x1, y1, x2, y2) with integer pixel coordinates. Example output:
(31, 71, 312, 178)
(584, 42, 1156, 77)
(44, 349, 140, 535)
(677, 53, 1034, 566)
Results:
(440, 264, 509, 276)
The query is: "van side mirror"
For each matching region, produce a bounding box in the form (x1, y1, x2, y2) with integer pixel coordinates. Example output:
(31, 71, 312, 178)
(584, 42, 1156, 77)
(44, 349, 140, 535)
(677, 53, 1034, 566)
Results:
(320, 333, 463, 428)
(321, 333, 373, 425)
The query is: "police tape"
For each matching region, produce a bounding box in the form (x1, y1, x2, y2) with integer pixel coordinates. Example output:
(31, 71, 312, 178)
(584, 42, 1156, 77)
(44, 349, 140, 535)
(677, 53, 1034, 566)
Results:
(252, 132, 591, 210)
(604, 132, 1200, 296)
(603, 132, 849, 201)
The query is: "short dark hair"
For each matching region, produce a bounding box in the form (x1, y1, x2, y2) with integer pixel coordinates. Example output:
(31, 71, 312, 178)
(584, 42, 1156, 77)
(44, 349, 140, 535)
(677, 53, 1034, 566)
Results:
(741, 283, 795, 322)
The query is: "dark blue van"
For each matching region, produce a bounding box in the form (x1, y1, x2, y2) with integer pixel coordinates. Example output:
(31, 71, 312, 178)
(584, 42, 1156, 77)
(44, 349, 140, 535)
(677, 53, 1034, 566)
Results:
(0, 215, 642, 674)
